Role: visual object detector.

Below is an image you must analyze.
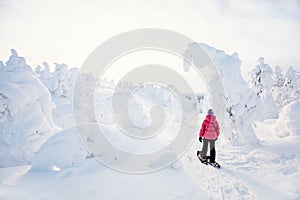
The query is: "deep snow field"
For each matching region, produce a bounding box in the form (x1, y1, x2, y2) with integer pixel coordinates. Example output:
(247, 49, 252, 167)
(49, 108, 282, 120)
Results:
(0, 44, 300, 200)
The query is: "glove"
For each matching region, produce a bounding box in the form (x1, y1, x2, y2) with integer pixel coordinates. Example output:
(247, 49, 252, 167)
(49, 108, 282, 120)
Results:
(199, 137, 202, 143)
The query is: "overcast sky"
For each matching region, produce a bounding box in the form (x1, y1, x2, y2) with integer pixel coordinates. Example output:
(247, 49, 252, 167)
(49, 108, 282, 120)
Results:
(0, 0, 299, 73)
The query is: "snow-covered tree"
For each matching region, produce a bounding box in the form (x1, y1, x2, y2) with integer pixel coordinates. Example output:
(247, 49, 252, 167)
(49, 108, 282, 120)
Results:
(184, 43, 261, 146)
(250, 57, 274, 98)
(273, 66, 285, 87)
(0, 94, 9, 123)
(271, 66, 288, 109)
(269, 66, 300, 109)
(249, 58, 279, 119)
(0, 61, 5, 71)
(5, 49, 33, 73)
(284, 67, 300, 103)
(35, 62, 79, 103)
(0, 50, 58, 167)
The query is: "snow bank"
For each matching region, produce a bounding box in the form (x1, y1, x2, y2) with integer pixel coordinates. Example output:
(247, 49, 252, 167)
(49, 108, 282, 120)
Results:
(275, 100, 300, 138)
(30, 126, 94, 173)
(0, 49, 58, 167)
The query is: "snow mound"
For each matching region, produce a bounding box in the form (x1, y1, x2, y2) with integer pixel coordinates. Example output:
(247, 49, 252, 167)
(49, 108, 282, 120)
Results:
(0, 49, 58, 167)
(30, 126, 97, 173)
(275, 100, 300, 138)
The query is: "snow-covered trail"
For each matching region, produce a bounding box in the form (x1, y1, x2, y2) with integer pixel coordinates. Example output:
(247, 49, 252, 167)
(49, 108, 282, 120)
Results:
(184, 132, 300, 200)
(183, 144, 255, 199)
(185, 149, 256, 199)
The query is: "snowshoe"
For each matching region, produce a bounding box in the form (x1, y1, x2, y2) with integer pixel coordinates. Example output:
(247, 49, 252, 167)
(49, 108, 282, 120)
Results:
(197, 151, 220, 168)
(208, 161, 221, 169)
(197, 151, 209, 164)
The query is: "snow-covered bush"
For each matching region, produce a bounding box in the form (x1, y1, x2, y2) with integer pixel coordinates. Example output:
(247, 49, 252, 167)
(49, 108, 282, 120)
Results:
(5, 49, 33, 73)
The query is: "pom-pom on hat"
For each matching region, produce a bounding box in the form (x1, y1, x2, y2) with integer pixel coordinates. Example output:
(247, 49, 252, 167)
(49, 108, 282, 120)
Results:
(207, 109, 214, 115)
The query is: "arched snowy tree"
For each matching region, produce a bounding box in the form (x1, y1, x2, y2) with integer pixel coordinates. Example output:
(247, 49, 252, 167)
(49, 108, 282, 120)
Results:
(184, 43, 260, 146)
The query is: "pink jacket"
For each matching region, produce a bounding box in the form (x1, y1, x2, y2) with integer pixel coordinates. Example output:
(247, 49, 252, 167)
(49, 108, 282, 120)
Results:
(199, 115, 220, 140)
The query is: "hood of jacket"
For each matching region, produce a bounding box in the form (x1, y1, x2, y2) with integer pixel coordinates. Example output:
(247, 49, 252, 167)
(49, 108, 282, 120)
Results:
(205, 114, 216, 122)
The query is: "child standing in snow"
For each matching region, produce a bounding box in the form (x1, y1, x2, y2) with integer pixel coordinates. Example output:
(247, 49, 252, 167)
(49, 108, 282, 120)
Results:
(198, 109, 220, 166)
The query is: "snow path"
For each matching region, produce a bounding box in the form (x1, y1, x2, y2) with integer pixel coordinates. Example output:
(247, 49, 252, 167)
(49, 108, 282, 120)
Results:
(184, 131, 300, 200)
(185, 147, 256, 200)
